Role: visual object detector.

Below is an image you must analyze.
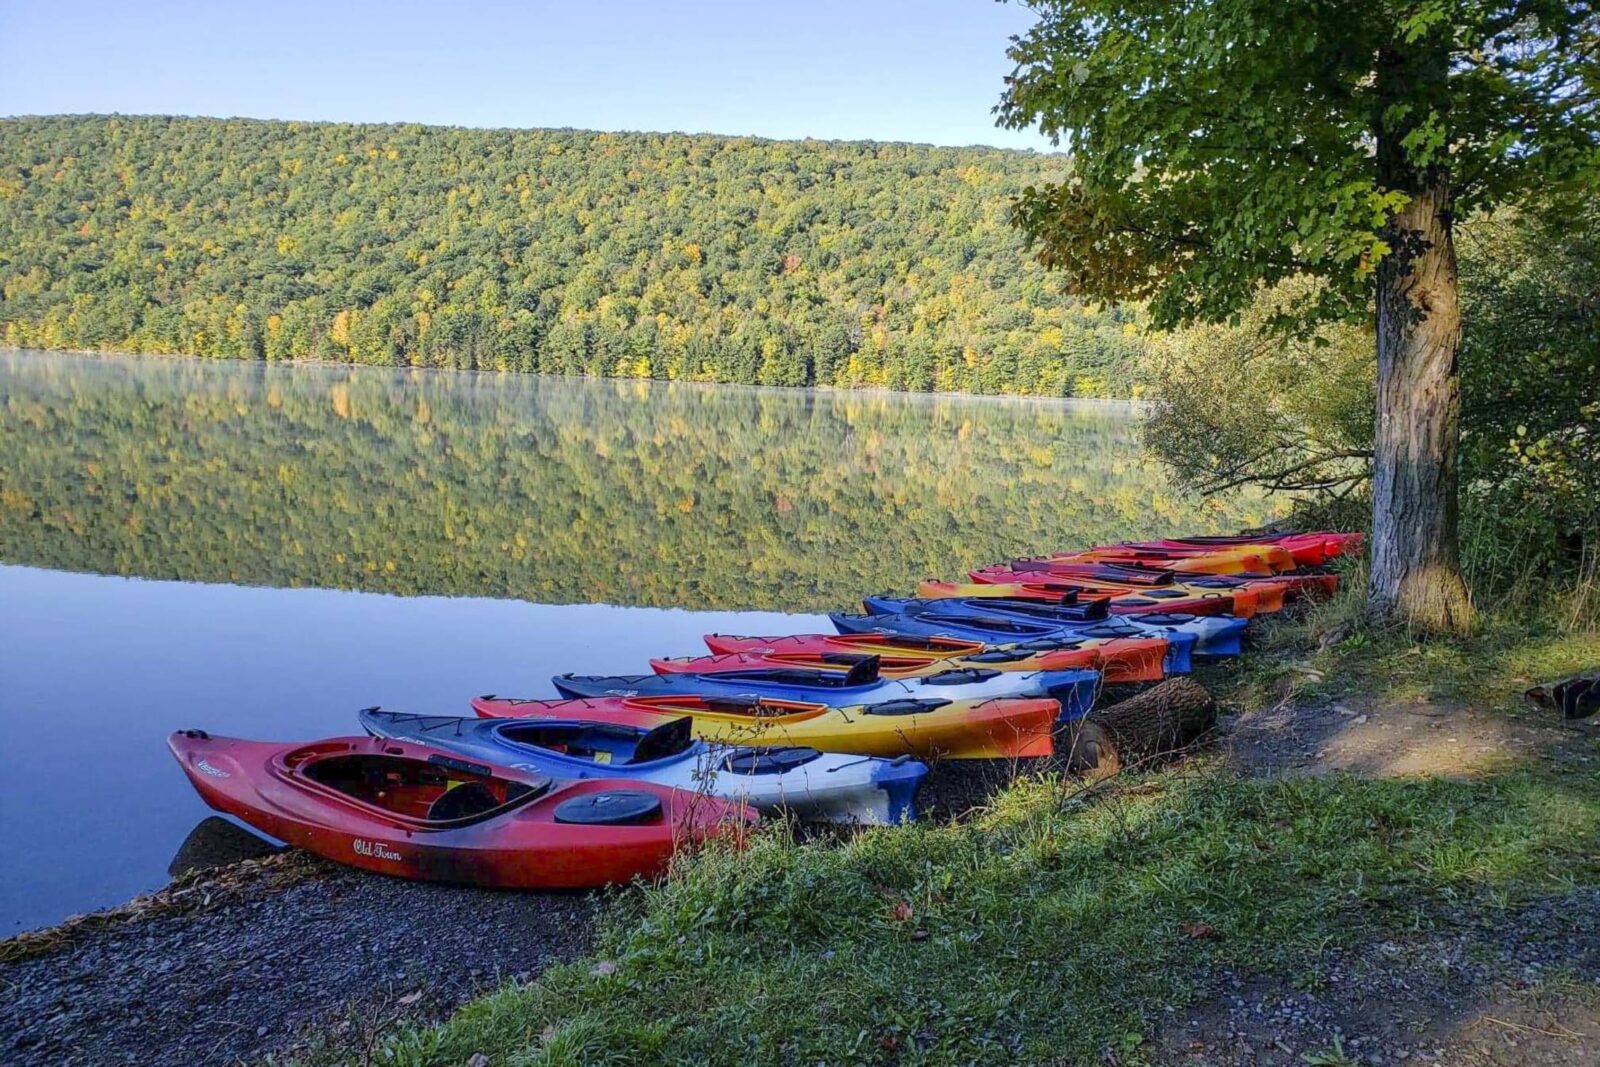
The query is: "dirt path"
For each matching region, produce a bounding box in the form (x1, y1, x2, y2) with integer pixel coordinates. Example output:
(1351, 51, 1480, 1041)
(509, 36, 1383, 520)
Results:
(1156, 690, 1600, 1066)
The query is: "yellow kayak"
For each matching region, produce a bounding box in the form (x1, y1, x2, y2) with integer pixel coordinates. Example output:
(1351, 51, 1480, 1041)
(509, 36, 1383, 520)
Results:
(470, 693, 1059, 760)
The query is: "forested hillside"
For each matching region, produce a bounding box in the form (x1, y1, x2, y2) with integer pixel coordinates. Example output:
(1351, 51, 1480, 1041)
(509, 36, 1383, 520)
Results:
(0, 116, 1149, 396)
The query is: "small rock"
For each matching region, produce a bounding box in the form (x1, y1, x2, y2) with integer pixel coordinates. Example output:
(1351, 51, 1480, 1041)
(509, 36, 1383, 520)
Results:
(589, 960, 617, 977)
(467, 1054, 490, 1067)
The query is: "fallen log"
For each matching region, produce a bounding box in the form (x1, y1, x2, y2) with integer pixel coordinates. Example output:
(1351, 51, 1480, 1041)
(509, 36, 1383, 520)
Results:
(1060, 677, 1218, 774)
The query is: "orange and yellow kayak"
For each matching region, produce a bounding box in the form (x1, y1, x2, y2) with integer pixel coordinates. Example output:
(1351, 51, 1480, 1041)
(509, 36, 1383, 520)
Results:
(471, 693, 1060, 760)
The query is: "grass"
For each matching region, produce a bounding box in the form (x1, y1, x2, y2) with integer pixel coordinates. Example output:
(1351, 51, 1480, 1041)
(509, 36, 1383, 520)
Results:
(327, 563, 1600, 1066)
(358, 761, 1600, 1066)
(1221, 558, 1600, 717)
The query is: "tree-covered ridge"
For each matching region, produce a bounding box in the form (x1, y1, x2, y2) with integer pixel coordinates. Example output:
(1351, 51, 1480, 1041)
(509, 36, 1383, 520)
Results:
(0, 353, 1275, 611)
(0, 115, 1148, 396)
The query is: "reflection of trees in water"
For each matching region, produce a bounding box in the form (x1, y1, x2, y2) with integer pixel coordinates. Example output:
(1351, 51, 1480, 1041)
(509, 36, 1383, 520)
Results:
(0, 353, 1279, 612)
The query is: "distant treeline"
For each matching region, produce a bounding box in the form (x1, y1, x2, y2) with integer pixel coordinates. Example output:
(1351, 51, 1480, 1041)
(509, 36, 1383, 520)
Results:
(0, 115, 1150, 397)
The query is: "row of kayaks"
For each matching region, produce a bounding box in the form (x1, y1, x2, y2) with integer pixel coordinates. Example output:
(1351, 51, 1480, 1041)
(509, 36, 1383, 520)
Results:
(169, 529, 1360, 889)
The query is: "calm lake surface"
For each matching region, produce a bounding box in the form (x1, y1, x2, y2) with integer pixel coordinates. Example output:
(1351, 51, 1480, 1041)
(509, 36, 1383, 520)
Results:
(0, 350, 1278, 931)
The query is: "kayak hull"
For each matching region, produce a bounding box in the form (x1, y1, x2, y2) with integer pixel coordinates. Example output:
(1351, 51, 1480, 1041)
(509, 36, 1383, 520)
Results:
(987, 561, 1330, 606)
(1053, 544, 1297, 574)
(472, 694, 1062, 761)
(168, 731, 753, 889)
(702, 632, 1170, 684)
(358, 708, 926, 825)
(830, 611, 1198, 673)
(855, 598, 1246, 658)
(551, 666, 1100, 719)
(915, 579, 1253, 618)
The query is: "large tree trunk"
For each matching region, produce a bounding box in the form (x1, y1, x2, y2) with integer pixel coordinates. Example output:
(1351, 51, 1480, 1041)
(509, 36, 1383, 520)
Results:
(1369, 181, 1474, 630)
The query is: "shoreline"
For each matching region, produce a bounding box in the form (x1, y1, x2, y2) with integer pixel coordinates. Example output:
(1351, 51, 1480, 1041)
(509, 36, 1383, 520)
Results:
(0, 345, 1151, 409)
(0, 757, 1039, 1066)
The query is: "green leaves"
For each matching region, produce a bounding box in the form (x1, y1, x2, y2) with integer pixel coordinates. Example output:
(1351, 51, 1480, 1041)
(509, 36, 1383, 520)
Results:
(1000, 0, 1600, 331)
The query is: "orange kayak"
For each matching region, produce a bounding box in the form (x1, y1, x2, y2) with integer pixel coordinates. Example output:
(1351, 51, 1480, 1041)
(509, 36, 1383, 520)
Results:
(702, 631, 1170, 684)
(1138, 531, 1363, 567)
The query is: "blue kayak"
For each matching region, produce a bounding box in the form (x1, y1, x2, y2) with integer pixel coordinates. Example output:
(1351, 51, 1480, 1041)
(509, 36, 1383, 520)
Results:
(550, 656, 1100, 719)
(832, 608, 1197, 672)
(358, 707, 927, 825)
(858, 597, 1247, 657)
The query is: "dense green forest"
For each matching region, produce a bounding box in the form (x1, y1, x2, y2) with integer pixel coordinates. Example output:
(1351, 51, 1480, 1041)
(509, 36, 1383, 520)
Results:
(0, 352, 1274, 611)
(0, 115, 1152, 396)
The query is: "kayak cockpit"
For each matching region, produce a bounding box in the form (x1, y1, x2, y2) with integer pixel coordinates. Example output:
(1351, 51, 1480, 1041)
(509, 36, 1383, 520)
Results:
(284, 746, 550, 826)
(495, 716, 695, 766)
(834, 634, 985, 656)
(626, 695, 832, 724)
(710, 656, 882, 690)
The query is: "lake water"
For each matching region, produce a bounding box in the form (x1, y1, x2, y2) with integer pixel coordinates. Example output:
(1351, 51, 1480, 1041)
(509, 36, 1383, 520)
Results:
(0, 350, 1279, 931)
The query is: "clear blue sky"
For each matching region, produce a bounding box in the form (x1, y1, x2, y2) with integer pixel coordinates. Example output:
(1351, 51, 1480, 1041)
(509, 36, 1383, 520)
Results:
(0, 0, 1054, 149)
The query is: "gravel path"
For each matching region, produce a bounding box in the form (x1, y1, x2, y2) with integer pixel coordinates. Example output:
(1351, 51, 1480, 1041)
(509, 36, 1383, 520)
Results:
(1, 859, 597, 1066)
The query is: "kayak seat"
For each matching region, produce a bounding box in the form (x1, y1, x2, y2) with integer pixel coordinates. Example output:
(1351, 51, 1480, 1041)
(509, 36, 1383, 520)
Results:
(427, 781, 500, 822)
(630, 716, 694, 763)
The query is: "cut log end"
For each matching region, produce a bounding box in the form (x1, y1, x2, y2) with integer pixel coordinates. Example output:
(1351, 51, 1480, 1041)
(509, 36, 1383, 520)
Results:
(1076, 677, 1218, 770)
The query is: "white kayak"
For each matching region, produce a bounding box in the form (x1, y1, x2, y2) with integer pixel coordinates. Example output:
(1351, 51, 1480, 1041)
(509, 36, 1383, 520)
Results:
(358, 707, 927, 825)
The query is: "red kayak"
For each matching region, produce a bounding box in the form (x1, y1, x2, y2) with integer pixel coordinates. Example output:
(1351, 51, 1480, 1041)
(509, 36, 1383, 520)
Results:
(702, 631, 1170, 684)
(1051, 542, 1297, 574)
(656, 645, 1098, 676)
(992, 559, 1337, 602)
(169, 730, 753, 889)
(1136, 531, 1363, 567)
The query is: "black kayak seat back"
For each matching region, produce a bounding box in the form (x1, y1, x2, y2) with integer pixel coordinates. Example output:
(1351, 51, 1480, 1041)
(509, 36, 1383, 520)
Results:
(843, 655, 881, 686)
(630, 716, 695, 763)
(426, 781, 501, 822)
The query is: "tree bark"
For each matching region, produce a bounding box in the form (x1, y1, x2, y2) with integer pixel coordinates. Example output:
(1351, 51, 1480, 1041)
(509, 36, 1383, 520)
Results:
(1370, 54, 1475, 632)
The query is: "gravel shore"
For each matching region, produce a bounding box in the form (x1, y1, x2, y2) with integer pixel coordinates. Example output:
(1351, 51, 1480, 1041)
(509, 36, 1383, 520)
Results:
(1, 859, 598, 1066)
(0, 759, 1024, 1067)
